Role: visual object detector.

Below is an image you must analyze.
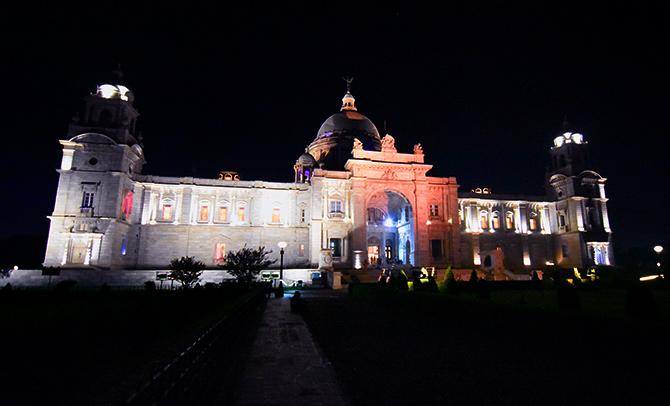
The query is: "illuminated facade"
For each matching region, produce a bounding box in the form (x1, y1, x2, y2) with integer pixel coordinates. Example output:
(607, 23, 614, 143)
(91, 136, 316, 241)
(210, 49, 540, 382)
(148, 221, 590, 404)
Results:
(43, 82, 614, 276)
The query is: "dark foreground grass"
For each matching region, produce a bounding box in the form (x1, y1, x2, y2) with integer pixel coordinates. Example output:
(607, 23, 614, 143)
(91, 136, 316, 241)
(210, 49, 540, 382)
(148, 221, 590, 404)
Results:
(302, 286, 670, 406)
(0, 287, 259, 405)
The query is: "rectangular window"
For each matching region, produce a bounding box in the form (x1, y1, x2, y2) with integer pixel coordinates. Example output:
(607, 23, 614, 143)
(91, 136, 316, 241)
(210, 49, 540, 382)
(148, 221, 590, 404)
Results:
(529, 217, 538, 231)
(218, 206, 229, 222)
(214, 243, 226, 261)
(162, 204, 173, 221)
(299, 243, 305, 257)
(480, 212, 489, 230)
(300, 208, 306, 223)
(120, 238, 127, 256)
(237, 206, 246, 222)
(505, 213, 514, 229)
(431, 239, 443, 258)
(330, 200, 342, 213)
(430, 204, 439, 217)
(199, 203, 209, 222)
(82, 192, 95, 208)
(557, 211, 566, 227)
(272, 208, 281, 223)
(561, 244, 569, 258)
(330, 238, 342, 257)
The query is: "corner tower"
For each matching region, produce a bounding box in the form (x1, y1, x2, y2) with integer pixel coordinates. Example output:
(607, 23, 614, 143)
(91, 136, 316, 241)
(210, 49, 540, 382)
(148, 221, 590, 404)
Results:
(547, 129, 613, 268)
(44, 81, 145, 268)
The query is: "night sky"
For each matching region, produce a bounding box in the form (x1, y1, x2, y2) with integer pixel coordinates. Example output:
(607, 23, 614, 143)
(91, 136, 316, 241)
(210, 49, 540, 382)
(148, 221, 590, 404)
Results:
(2, 3, 668, 262)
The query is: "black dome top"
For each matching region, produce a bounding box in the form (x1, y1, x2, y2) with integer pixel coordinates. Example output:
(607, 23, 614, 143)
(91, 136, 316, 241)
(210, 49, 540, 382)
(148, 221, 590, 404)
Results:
(315, 110, 381, 142)
(296, 151, 317, 165)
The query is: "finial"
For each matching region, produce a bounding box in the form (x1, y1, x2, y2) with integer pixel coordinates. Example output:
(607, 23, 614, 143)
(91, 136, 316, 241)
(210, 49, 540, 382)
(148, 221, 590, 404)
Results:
(561, 114, 569, 131)
(112, 62, 124, 83)
(342, 76, 354, 93)
(340, 76, 357, 111)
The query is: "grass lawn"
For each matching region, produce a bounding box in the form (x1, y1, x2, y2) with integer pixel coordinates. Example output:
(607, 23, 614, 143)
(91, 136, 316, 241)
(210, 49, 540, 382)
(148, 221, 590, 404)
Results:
(0, 287, 260, 404)
(302, 284, 670, 405)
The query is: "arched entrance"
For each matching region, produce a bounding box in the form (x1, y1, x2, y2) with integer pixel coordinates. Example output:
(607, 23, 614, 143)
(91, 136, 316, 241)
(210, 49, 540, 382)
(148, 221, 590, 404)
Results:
(366, 190, 414, 267)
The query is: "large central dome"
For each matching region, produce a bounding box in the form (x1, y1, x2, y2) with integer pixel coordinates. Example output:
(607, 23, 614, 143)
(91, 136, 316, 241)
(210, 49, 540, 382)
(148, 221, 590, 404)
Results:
(306, 88, 381, 170)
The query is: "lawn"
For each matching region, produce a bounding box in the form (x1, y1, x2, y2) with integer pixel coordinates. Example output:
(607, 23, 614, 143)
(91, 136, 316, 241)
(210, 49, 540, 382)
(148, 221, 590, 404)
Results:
(0, 286, 262, 405)
(302, 284, 670, 405)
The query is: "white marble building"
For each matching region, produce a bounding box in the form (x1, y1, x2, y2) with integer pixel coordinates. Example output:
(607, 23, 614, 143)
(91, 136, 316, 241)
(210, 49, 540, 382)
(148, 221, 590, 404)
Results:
(43, 81, 614, 275)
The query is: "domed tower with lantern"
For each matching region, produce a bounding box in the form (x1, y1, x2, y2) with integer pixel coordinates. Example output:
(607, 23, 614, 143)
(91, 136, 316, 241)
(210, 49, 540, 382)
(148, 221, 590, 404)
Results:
(43, 74, 146, 269)
(547, 124, 613, 268)
(306, 77, 382, 170)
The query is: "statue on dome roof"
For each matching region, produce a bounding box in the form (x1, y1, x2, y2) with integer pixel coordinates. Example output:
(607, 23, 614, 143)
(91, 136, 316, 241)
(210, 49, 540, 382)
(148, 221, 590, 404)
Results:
(352, 137, 363, 151)
(413, 143, 424, 155)
(381, 134, 396, 152)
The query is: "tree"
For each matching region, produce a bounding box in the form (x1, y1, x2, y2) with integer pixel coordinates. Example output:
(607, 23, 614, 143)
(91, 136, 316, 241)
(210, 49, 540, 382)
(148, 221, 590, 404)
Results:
(220, 246, 276, 285)
(168, 256, 205, 289)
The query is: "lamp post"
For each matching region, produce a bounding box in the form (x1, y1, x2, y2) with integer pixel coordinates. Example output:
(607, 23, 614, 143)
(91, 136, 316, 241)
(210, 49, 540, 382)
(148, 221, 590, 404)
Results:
(653, 245, 663, 269)
(278, 241, 287, 282)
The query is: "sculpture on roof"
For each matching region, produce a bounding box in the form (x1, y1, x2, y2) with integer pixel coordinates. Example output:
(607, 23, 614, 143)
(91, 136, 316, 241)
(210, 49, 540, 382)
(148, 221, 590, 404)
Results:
(413, 143, 423, 155)
(352, 137, 363, 151)
(381, 134, 396, 152)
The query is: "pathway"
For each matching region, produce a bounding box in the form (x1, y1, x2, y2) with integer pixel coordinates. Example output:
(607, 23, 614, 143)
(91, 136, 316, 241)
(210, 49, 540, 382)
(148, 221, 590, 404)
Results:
(235, 292, 349, 406)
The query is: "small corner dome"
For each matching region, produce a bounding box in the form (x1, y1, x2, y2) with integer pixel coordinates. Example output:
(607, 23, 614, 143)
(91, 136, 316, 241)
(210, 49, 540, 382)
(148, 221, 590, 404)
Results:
(296, 152, 317, 166)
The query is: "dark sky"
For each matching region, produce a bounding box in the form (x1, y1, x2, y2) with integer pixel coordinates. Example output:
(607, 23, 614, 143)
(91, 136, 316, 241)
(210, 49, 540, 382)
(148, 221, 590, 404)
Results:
(2, 3, 668, 255)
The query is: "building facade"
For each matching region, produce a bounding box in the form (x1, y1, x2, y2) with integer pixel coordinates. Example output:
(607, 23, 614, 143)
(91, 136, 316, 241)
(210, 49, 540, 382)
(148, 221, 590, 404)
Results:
(43, 82, 614, 276)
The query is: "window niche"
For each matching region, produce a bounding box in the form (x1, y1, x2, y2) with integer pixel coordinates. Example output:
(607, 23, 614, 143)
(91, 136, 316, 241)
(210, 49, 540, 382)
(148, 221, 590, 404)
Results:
(198, 201, 210, 223)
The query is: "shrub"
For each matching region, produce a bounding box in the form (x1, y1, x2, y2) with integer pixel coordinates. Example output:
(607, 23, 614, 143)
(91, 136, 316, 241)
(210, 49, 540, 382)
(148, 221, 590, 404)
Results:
(144, 281, 156, 291)
(168, 256, 205, 289)
(100, 283, 111, 293)
(204, 282, 219, 290)
(2, 283, 12, 291)
(426, 276, 439, 293)
(468, 270, 479, 288)
(445, 269, 459, 295)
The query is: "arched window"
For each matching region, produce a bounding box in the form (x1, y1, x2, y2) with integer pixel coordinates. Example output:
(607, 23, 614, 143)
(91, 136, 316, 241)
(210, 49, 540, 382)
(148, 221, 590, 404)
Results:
(480, 211, 489, 230)
(505, 212, 515, 230)
(529, 212, 538, 231)
(491, 211, 501, 229)
(385, 239, 393, 260)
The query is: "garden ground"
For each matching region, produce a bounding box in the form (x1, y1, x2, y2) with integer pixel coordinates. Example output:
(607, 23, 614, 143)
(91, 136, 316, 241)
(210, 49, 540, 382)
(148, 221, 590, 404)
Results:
(0, 286, 262, 405)
(301, 283, 670, 405)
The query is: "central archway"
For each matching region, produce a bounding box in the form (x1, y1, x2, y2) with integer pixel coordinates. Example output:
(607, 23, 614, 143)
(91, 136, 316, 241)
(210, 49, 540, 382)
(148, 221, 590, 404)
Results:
(366, 190, 414, 267)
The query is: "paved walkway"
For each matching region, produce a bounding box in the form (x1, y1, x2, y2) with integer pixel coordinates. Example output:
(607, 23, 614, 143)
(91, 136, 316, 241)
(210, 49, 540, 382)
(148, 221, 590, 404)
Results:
(235, 293, 349, 406)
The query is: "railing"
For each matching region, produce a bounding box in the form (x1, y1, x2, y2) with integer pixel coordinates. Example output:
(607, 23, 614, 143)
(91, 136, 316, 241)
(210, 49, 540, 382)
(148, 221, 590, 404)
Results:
(125, 289, 265, 405)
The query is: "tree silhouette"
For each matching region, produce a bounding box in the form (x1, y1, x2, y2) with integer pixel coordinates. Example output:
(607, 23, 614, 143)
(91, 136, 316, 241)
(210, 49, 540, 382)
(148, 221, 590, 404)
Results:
(168, 256, 205, 289)
(220, 246, 276, 285)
